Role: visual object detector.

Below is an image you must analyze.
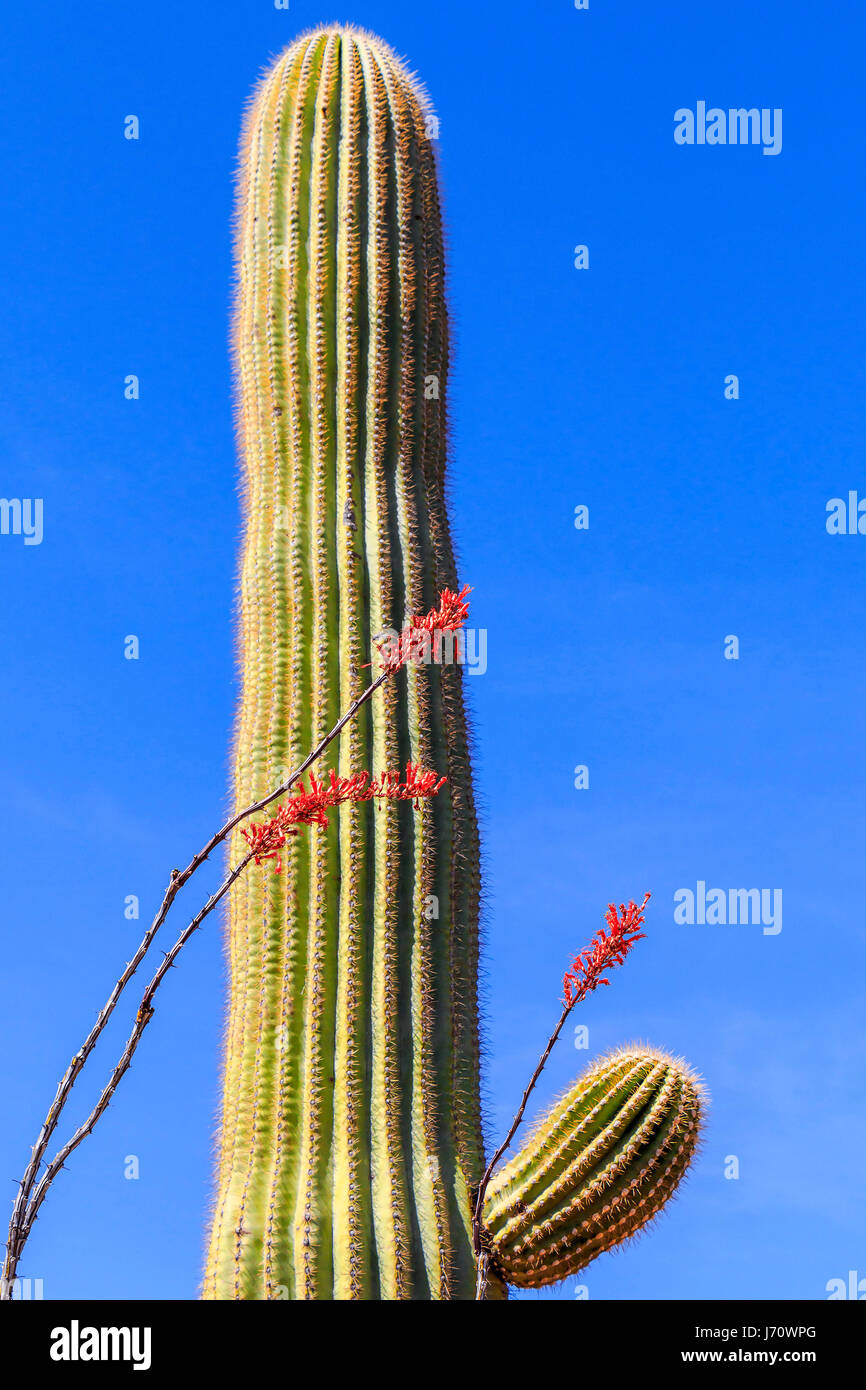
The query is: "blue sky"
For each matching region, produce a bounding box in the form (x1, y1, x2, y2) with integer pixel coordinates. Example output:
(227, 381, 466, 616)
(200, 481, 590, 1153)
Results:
(1, 0, 865, 1301)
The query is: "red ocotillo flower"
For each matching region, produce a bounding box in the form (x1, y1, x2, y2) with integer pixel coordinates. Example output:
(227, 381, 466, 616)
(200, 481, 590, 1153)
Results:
(562, 892, 650, 1008)
(375, 583, 472, 670)
(242, 763, 447, 872)
(241, 817, 296, 874)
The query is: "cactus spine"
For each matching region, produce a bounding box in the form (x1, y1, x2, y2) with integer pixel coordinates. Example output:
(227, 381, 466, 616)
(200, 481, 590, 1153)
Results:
(203, 25, 483, 1301)
(481, 1048, 704, 1288)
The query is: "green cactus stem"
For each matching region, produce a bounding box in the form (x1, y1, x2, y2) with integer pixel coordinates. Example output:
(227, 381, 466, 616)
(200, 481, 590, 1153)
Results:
(481, 1047, 705, 1289)
(202, 25, 483, 1301)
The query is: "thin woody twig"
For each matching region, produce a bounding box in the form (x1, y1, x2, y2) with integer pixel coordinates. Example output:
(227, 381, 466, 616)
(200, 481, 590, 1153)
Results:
(2, 666, 390, 1297)
(2, 586, 472, 1297)
(2, 851, 255, 1294)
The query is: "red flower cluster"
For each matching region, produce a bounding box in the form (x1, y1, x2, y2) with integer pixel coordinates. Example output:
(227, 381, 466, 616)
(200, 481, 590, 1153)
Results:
(241, 764, 447, 872)
(562, 892, 650, 1008)
(376, 584, 472, 671)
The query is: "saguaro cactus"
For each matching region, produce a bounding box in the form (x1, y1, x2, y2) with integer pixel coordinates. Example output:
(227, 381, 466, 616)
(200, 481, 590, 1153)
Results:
(204, 24, 704, 1301)
(203, 24, 482, 1301)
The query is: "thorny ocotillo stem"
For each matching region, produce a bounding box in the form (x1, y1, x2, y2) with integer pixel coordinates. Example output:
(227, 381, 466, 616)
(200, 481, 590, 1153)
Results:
(1, 668, 385, 1297)
(2, 584, 470, 1298)
(4, 763, 447, 1295)
(1, 849, 256, 1296)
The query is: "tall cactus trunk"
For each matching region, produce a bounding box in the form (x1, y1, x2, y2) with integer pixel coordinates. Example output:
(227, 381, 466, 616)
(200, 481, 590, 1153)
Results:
(203, 26, 484, 1301)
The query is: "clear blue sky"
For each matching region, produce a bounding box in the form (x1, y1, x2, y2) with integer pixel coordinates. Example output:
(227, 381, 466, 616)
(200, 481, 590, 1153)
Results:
(1, 0, 864, 1301)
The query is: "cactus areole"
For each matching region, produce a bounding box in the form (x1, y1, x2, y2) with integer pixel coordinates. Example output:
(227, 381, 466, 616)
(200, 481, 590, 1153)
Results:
(204, 25, 704, 1301)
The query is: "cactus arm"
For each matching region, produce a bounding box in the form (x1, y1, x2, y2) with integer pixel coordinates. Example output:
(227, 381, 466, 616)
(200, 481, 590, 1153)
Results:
(481, 1048, 705, 1289)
